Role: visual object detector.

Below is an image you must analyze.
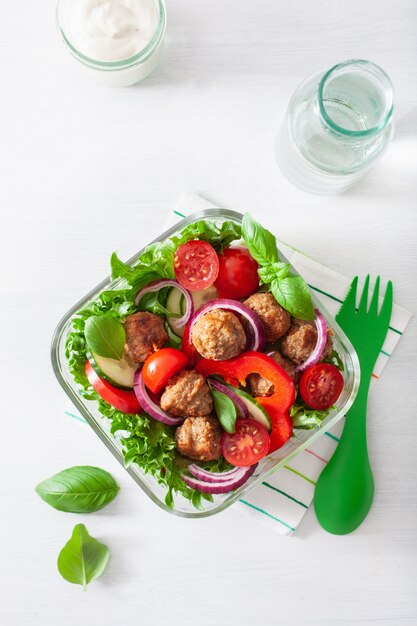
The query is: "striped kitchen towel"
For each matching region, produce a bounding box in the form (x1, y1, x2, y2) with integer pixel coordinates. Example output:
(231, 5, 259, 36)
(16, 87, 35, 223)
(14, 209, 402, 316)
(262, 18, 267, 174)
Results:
(167, 192, 412, 533)
(65, 193, 412, 534)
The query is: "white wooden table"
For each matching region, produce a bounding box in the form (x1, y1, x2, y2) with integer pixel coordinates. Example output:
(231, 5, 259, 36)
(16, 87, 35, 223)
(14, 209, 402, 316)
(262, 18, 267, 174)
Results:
(1, 1, 416, 624)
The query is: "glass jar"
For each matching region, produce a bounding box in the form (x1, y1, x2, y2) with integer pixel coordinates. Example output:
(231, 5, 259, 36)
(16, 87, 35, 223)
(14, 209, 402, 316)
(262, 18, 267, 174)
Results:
(276, 60, 395, 194)
(56, 0, 166, 87)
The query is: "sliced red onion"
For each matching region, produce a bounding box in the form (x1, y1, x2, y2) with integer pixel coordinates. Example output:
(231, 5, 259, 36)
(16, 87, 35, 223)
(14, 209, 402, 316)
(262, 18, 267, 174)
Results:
(295, 309, 328, 373)
(133, 370, 183, 426)
(181, 464, 256, 494)
(189, 298, 265, 352)
(208, 379, 249, 419)
(188, 462, 257, 483)
(135, 279, 194, 333)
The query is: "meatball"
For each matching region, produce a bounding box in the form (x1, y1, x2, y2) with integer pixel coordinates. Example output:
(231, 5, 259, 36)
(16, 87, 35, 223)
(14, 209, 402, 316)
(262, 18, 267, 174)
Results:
(243, 292, 290, 342)
(247, 351, 297, 397)
(280, 319, 333, 365)
(175, 415, 222, 461)
(124, 312, 167, 364)
(191, 309, 246, 361)
(160, 370, 212, 417)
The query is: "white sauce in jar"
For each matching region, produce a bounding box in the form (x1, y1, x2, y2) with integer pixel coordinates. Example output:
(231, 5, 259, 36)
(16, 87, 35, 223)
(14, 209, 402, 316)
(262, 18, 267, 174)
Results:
(66, 0, 159, 62)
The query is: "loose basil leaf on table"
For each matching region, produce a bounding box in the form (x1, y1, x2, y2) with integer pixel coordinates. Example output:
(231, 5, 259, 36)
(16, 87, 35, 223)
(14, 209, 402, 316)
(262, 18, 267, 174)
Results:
(84, 315, 126, 359)
(242, 212, 315, 320)
(35, 466, 119, 513)
(57, 524, 109, 590)
(211, 388, 237, 434)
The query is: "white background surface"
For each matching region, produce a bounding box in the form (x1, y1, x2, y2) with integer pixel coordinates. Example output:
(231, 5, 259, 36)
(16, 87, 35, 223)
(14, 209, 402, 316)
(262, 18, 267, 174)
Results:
(1, 1, 416, 625)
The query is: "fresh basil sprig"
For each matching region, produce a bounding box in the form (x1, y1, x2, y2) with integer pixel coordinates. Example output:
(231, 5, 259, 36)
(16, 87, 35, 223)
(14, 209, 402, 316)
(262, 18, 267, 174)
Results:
(242, 213, 315, 320)
(35, 466, 119, 513)
(211, 388, 237, 434)
(57, 524, 110, 590)
(84, 316, 126, 359)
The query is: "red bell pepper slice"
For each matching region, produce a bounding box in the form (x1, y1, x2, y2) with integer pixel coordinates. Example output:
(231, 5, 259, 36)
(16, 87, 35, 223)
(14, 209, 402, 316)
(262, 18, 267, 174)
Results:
(85, 360, 141, 414)
(196, 351, 295, 452)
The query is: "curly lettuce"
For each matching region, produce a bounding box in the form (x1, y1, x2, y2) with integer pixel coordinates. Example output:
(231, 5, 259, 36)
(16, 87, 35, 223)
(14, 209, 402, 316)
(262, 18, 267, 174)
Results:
(65, 219, 240, 509)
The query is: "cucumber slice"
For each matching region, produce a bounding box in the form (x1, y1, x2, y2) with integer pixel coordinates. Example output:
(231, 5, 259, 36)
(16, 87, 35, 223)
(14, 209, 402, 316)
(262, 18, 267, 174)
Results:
(87, 351, 137, 389)
(166, 288, 185, 338)
(192, 285, 219, 310)
(230, 387, 272, 431)
(166, 285, 219, 338)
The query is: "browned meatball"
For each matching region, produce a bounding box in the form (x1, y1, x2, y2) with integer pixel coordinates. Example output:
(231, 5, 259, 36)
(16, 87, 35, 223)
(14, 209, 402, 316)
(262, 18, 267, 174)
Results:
(243, 292, 290, 342)
(160, 370, 212, 417)
(247, 351, 297, 397)
(280, 319, 333, 365)
(175, 415, 222, 461)
(191, 309, 246, 361)
(124, 312, 167, 364)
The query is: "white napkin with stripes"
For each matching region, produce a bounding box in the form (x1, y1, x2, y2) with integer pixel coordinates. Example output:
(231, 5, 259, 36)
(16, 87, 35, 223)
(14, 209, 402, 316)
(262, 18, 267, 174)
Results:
(167, 192, 412, 534)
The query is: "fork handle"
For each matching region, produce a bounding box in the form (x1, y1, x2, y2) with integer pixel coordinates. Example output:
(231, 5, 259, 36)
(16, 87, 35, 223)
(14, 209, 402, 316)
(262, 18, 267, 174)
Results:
(337, 369, 373, 449)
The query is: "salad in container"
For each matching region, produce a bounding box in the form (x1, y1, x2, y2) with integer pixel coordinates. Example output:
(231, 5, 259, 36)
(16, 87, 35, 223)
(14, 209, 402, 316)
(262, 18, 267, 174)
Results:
(52, 209, 360, 517)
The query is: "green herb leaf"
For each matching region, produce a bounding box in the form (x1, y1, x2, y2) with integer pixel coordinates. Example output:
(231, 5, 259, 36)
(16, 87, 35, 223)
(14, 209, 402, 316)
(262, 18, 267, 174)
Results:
(323, 348, 344, 371)
(241, 213, 279, 265)
(211, 388, 237, 434)
(258, 261, 291, 284)
(270, 275, 315, 320)
(57, 524, 110, 590)
(35, 466, 119, 513)
(84, 316, 126, 359)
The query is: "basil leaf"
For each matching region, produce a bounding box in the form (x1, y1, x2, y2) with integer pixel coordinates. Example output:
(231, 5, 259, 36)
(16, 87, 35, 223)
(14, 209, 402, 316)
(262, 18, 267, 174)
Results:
(258, 261, 291, 284)
(84, 316, 126, 359)
(241, 213, 279, 265)
(57, 524, 110, 590)
(211, 388, 237, 434)
(270, 275, 315, 320)
(35, 466, 119, 513)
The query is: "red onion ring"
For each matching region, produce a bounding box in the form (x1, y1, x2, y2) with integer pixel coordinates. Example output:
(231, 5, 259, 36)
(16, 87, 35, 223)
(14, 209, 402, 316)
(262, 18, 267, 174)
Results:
(133, 370, 183, 426)
(135, 279, 194, 333)
(189, 298, 265, 353)
(188, 462, 257, 483)
(181, 464, 256, 494)
(208, 379, 249, 419)
(295, 309, 328, 373)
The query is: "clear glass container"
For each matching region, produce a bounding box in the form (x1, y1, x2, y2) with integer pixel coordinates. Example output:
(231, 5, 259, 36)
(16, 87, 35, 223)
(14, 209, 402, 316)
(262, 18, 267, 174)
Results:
(56, 0, 166, 87)
(276, 59, 395, 194)
(51, 209, 360, 518)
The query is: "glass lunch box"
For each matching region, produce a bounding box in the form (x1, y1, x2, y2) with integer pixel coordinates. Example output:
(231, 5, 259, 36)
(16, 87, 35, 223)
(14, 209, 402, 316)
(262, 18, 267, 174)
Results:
(51, 209, 360, 518)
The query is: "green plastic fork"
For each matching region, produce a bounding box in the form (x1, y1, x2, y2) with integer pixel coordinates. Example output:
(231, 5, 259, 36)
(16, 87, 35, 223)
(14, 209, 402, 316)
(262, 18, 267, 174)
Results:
(314, 275, 393, 534)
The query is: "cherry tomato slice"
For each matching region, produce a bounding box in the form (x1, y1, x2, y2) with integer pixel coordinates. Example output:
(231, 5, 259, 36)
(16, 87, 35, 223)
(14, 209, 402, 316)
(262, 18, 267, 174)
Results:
(142, 348, 189, 394)
(215, 246, 259, 300)
(174, 240, 219, 291)
(221, 419, 270, 467)
(85, 360, 141, 414)
(299, 363, 344, 410)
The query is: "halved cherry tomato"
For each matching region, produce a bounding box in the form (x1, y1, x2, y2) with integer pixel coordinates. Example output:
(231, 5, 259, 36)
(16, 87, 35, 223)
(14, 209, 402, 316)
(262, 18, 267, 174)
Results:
(142, 348, 188, 394)
(85, 360, 141, 414)
(180, 320, 200, 365)
(221, 419, 270, 467)
(174, 240, 219, 291)
(215, 246, 259, 300)
(299, 363, 344, 410)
